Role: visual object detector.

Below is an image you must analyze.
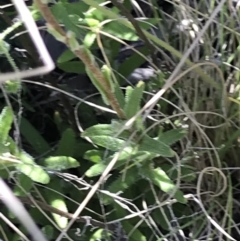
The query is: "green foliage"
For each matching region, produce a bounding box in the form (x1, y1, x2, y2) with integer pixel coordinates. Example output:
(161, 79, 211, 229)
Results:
(82, 116, 187, 203)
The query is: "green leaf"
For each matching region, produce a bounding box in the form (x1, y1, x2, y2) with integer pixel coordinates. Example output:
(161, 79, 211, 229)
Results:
(138, 135, 174, 157)
(101, 65, 114, 91)
(85, 6, 106, 22)
(103, 166, 140, 204)
(82, 123, 131, 140)
(82, 124, 114, 136)
(82, 123, 133, 151)
(0, 142, 10, 156)
(0, 106, 13, 143)
(136, 18, 161, 30)
(124, 86, 133, 104)
(103, 19, 159, 42)
(20, 117, 50, 155)
(161, 163, 196, 182)
(4, 80, 21, 94)
(85, 136, 126, 151)
(6, 136, 19, 156)
(45, 178, 68, 229)
(84, 18, 100, 27)
(84, 150, 103, 163)
(113, 202, 147, 241)
(17, 152, 50, 184)
(14, 173, 33, 197)
(0, 157, 17, 169)
(141, 167, 186, 204)
(42, 225, 55, 240)
(118, 46, 149, 79)
(55, 128, 75, 156)
(103, 21, 139, 41)
(124, 81, 145, 119)
(63, 1, 89, 18)
(57, 50, 75, 63)
(121, 222, 147, 241)
(43, 156, 80, 171)
(86, 65, 110, 105)
(85, 162, 107, 177)
(158, 128, 187, 146)
(90, 229, 111, 241)
(57, 61, 85, 73)
(85, 149, 149, 177)
(113, 82, 125, 109)
(51, 2, 82, 37)
(152, 207, 171, 230)
(83, 31, 97, 48)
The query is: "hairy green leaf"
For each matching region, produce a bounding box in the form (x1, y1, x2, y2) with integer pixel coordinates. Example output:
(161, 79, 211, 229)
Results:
(83, 122, 129, 139)
(85, 162, 107, 177)
(124, 81, 145, 119)
(82, 124, 132, 150)
(88, 136, 127, 151)
(17, 152, 50, 184)
(141, 166, 186, 204)
(44, 156, 80, 171)
(113, 82, 125, 109)
(138, 135, 174, 157)
(158, 128, 187, 146)
(0, 106, 13, 144)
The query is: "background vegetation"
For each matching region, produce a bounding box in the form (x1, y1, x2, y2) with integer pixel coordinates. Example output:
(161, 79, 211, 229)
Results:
(0, 0, 240, 240)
